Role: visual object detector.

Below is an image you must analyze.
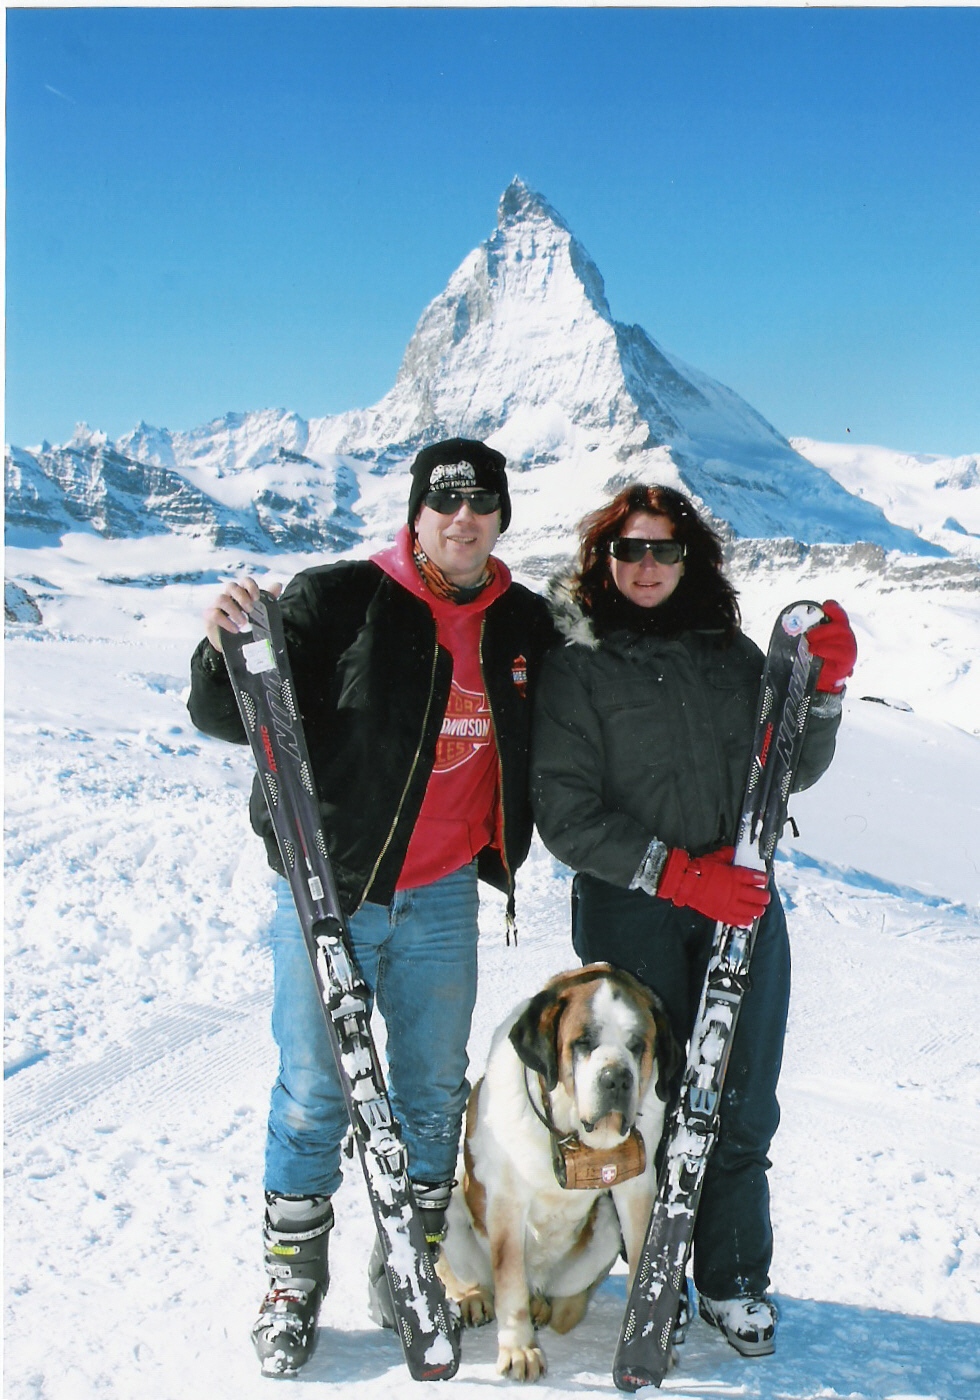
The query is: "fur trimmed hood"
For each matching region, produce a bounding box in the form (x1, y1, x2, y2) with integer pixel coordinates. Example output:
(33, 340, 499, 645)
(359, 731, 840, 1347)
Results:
(545, 568, 738, 648)
(545, 574, 602, 649)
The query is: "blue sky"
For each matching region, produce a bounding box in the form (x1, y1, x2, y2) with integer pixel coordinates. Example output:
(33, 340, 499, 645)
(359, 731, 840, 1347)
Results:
(5, 6, 979, 456)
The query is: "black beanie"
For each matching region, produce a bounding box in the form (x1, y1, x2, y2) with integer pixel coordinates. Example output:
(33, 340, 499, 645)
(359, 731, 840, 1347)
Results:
(408, 438, 511, 533)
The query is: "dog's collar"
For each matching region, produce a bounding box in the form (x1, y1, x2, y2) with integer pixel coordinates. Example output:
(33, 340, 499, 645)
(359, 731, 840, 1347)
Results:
(523, 1067, 647, 1191)
(523, 1064, 571, 1140)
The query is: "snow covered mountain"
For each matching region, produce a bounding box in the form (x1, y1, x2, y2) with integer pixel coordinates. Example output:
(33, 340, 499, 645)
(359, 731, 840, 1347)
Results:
(316, 180, 939, 554)
(5, 421, 362, 553)
(4, 178, 960, 559)
(793, 437, 980, 560)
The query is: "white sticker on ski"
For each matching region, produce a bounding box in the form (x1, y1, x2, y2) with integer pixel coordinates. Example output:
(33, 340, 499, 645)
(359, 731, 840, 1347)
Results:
(242, 637, 276, 674)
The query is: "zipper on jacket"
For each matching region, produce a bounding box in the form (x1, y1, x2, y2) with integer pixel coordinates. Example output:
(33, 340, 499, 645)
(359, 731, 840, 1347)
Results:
(481, 617, 516, 944)
(355, 637, 441, 915)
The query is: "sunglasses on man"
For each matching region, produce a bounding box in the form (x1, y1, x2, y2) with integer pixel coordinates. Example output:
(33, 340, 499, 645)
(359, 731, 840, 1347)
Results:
(424, 489, 501, 516)
(609, 538, 687, 565)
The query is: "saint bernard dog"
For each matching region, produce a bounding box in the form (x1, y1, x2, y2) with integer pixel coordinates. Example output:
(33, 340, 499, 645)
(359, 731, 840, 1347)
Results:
(437, 963, 681, 1382)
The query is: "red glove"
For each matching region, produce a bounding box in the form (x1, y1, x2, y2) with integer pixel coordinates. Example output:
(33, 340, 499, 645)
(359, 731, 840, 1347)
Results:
(808, 600, 857, 693)
(657, 846, 770, 928)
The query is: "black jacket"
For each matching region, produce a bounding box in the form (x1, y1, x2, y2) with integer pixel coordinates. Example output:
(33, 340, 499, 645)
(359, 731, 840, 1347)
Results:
(531, 583, 842, 890)
(188, 560, 557, 915)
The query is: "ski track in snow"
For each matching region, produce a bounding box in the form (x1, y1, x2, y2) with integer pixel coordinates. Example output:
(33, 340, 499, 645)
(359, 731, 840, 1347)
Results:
(5, 577, 980, 1400)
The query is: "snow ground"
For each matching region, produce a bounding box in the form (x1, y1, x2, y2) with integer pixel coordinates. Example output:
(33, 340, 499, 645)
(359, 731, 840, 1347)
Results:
(4, 541, 979, 1400)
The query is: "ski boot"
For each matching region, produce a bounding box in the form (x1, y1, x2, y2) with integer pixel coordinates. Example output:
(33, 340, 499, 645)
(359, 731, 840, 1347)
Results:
(699, 1292, 778, 1356)
(367, 1179, 452, 1330)
(251, 1192, 334, 1376)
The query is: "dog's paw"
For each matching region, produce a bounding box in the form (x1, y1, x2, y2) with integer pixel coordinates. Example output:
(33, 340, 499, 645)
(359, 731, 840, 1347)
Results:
(435, 1253, 494, 1326)
(529, 1293, 551, 1328)
(547, 1290, 590, 1335)
(458, 1286, 495, 1328)
(496, 1343, 547, 1382)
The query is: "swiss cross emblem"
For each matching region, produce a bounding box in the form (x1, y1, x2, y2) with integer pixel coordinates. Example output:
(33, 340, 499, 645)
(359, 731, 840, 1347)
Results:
(511, 654, 527, 696)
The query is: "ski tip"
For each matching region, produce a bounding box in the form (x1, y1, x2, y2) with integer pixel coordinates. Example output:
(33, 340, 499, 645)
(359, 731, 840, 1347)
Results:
(779, 600, 826, 637)
(409, 1347, 461, 1382)
(402, 1319, 461, 1382)
(613, 1364, 662, 1393)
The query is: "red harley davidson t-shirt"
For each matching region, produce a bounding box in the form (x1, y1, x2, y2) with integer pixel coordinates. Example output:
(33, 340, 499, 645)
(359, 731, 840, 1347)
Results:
(372, 527, 509, 891)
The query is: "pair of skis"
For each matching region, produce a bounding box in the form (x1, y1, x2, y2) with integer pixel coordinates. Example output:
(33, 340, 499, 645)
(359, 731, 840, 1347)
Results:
(613, 599, 827, 1390)
(226, 592, 825, 1387)
(223, 593, 460, 1383)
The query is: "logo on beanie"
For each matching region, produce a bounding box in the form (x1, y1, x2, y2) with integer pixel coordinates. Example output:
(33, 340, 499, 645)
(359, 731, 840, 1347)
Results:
(430, 462, 479, 490)
(434, 681, 492, 772)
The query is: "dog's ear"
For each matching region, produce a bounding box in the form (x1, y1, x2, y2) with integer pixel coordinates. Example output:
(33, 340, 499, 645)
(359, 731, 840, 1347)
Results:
(509, 989, 563, 1090)
(649, 997, 684, 1103)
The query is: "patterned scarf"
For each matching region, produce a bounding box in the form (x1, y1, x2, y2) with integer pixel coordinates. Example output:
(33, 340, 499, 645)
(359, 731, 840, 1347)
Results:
(412, 537, 497, 605)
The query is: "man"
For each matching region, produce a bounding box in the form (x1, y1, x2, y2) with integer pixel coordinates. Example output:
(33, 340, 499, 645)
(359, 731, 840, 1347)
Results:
(187, 439, 556, 1374)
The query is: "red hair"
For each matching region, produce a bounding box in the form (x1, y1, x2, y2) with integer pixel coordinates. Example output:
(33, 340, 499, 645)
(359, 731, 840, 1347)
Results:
(573, 483, 740, 635)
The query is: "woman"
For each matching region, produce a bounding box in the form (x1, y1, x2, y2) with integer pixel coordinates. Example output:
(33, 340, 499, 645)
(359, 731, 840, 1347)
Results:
(531, 483, 856, 1357)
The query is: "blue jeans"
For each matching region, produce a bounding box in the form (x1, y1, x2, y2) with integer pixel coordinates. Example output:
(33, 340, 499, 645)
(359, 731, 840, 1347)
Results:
(264, 862, 481, 1198)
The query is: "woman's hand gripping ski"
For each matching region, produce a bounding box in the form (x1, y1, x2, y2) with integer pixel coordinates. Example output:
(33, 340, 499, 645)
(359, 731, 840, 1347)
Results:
(657, 845, 770, 929)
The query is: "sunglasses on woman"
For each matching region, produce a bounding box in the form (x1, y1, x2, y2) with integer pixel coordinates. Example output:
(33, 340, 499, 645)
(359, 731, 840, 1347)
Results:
(424, 489, 501, 516)
(609, 538, 687, 565)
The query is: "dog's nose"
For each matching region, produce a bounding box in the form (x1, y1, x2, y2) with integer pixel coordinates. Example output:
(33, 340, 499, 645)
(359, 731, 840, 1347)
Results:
(597, 1063, 633, 1100)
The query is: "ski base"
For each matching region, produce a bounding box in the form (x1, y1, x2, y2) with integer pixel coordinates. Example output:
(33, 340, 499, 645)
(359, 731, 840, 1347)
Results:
(223, 592, 460, 1381)
(613, 601, 826, 1390)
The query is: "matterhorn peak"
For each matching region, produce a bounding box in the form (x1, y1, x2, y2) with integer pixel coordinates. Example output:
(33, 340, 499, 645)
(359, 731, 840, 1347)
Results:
(357, 180, 622, 451)
(497, 176, 571, 236)
(490, 176, 612, 323)
(325, 182, 937, 553)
